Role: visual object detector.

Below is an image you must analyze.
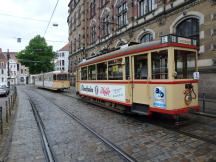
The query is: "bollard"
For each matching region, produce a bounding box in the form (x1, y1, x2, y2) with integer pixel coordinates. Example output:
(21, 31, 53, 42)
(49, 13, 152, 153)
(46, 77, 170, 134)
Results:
(8, 98, 11, 111)
(7, 100, 11, 116)
(6, 101, 8, 123)
(202, 93, 206, 112)
(0, 107, 3, 134)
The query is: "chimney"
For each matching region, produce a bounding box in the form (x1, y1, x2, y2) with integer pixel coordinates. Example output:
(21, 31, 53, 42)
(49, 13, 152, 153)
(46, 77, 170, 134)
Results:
(0, 48, 2, 53)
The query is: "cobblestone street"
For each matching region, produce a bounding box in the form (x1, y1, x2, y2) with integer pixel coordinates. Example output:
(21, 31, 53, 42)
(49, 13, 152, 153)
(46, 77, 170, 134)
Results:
(3, 85, 216, 162)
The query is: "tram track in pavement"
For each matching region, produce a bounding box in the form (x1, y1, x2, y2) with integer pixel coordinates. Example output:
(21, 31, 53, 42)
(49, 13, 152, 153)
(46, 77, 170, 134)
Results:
(28, 95, 57, 162)
(31, 87, 216, 146)
(27, 88, 138, 162)
(58, 89, 216, 146)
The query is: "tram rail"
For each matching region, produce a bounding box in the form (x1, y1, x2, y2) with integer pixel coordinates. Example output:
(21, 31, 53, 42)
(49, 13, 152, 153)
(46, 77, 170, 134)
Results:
(28, 96, 56, 162)
(31, 87, 216, 147)
(28, 89, 138, 162)
(61, 90, 216, 146)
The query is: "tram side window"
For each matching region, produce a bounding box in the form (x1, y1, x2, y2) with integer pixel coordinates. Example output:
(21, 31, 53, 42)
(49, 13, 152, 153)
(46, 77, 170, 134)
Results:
(174, 50, 196, 79)
(39, 76, 42, 81)
(81, 67, 87, 80)
(108, 58, 123, 80)
(125, 57, 130, 80)
(88, 65, 96, 80)
(53, 74, 57, 80)
(57, 74, 68, 80)
(152, 50, 168, 79)
(134, 54, 148, 79)
(97, 62, 107, 80)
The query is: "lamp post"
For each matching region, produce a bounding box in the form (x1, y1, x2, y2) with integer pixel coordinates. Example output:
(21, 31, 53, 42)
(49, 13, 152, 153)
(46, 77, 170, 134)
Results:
(7, 49, 10, 88)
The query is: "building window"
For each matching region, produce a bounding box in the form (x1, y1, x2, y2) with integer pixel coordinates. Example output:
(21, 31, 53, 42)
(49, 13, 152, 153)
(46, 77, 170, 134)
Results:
(20, 77, 24, 82)
(62, 60, 65, 66)
(78, 6, 81, 25)
(101, 15, 110, 37)
(140, 33, 153, 43)
(78, 34, 81, 49)
(90, 0, 96, 18)
(138, 0, 155, 17)
(74, 38, 76, 52)
(74, 12, 77, 29)
(1, 69, 3, 74)
(90, 24, 97, 44)
(176, 18, 199, 45)
(117, 2, 127, 28)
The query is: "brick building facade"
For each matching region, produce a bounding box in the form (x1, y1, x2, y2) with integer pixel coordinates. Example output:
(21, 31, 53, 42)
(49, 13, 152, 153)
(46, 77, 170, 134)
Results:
(68, 0, 216, 97)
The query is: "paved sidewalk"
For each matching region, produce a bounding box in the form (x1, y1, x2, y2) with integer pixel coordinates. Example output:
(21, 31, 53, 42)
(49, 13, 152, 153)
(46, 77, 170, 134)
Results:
(6, 87, 45, 162)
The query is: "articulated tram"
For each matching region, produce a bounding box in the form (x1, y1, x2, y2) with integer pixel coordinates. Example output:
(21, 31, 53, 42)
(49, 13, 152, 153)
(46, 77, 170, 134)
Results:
(34, 71, 70, 90)
(76, 35, 200, 116)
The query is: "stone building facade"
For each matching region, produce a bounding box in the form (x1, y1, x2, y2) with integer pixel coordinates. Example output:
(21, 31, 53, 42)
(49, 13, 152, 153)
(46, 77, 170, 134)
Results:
(68, 0, 216, 98)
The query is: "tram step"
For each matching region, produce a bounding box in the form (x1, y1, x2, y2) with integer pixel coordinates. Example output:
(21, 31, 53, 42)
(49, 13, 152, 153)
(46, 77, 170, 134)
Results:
(131, 103, 149, 115)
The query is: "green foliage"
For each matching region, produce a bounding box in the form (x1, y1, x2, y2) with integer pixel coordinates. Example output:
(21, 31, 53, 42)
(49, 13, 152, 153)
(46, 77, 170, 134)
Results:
(17, 35, 55, 74)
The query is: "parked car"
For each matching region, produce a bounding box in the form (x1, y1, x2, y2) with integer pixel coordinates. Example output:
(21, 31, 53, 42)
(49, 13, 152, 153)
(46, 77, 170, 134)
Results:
(0, 84, 10, 97)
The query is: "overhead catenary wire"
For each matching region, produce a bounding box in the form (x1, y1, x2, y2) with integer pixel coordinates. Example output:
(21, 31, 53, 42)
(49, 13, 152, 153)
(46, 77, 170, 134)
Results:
(0, 12, 48, 23)
(43, 0, 59, 37)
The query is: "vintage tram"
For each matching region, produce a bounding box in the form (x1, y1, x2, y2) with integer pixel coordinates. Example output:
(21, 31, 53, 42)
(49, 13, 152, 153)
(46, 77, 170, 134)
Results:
(76, 35, 200, 116)
(34, 71, 70, 90)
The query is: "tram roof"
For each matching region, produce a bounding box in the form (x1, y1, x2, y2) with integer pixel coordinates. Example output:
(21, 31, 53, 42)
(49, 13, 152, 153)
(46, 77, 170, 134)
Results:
(78, 39, 197, 67)
(34, 71, 69, 76)
(79, 40, 160, 67)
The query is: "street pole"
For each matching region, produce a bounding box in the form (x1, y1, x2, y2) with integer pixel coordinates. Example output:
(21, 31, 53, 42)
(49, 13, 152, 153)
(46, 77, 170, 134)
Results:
(7, 49, 10, 88)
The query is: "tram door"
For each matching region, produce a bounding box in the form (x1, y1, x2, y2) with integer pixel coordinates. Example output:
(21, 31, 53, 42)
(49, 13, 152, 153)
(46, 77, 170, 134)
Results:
(131, 54, 150, 114)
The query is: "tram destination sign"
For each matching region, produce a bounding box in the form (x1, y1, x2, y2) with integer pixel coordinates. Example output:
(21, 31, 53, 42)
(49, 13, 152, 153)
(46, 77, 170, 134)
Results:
(80, 83, 126, 102)
(160, 34, 197, 46)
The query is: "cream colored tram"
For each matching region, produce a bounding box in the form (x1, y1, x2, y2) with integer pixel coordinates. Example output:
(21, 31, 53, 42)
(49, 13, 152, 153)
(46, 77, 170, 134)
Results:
(76, 35, 199, 116)
(35, 71, 70, 90)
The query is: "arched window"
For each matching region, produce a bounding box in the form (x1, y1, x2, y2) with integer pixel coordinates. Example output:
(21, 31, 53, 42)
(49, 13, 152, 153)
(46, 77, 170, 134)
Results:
(139, 33, 153, 43)
(176, 18, 199, 44)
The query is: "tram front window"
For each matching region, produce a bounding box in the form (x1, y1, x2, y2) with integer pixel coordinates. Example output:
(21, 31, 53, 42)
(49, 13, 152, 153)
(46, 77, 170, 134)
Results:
(174, 50, 196, 79)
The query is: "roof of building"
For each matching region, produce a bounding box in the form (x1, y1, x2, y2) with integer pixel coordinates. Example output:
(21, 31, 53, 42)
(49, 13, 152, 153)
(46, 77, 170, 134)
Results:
(0, 49, 7, 61)
(2, 52, 18, 63)
(59, 43, 70, 51)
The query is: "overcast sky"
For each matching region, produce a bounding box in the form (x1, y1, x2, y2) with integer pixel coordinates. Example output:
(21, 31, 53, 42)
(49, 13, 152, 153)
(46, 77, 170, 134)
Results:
(0, 0, 70, 52)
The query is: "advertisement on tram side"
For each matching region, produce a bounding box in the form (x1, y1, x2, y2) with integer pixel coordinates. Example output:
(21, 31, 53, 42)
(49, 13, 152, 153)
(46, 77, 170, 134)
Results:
(80, 83, 126, 102)
(153, 87, 166, 108)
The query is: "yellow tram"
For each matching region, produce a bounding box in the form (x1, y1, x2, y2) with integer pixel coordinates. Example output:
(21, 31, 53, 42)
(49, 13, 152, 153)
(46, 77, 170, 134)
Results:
(76, 35, 200, 116)
(34, 71, 70, 90)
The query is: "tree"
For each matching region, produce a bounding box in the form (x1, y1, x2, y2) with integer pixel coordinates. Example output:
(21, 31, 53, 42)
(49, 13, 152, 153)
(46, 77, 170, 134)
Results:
(17, 35, 55, 74)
